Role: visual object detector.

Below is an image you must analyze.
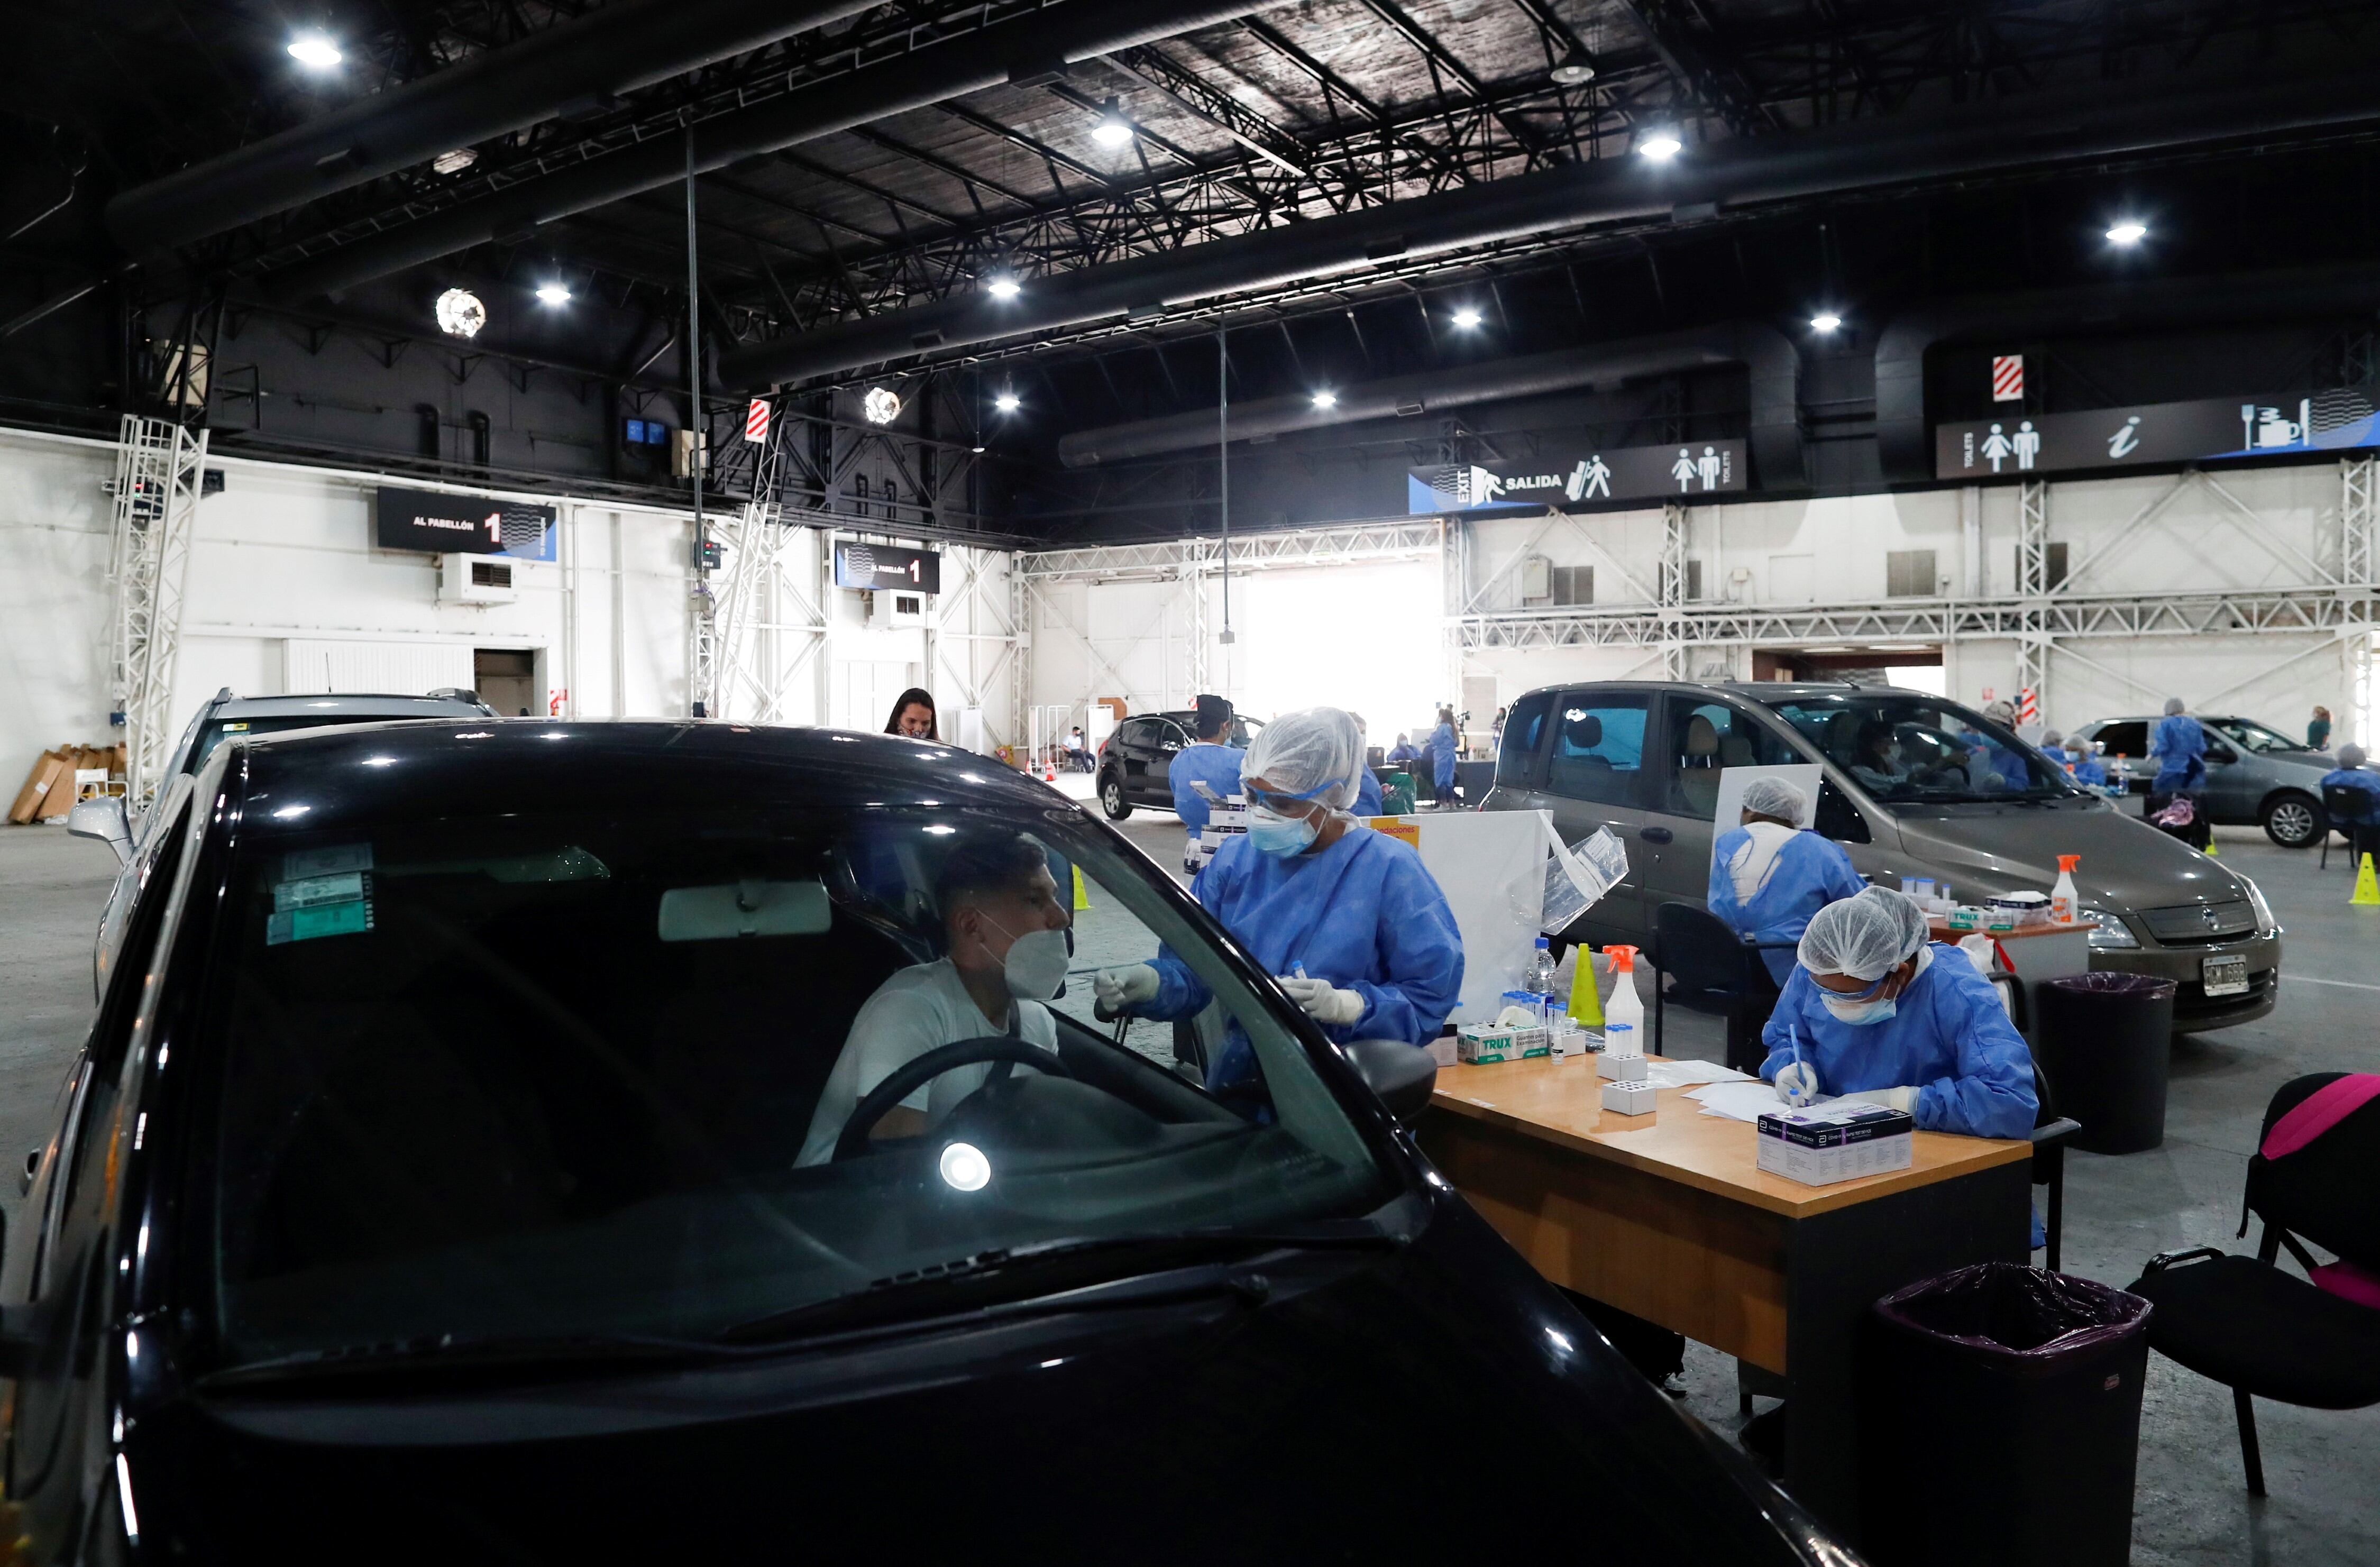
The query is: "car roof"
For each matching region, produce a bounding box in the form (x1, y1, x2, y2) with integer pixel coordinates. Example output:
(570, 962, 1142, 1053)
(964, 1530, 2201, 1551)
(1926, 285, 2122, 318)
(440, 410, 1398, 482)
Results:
(213, 693, 491, 720)
(1512, 680, 1935, 700)
(214, 721, 1068, 836)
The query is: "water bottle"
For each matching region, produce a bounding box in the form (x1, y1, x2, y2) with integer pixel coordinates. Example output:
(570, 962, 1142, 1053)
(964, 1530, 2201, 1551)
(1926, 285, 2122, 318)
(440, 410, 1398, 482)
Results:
(1526, 936, 1559, 1019)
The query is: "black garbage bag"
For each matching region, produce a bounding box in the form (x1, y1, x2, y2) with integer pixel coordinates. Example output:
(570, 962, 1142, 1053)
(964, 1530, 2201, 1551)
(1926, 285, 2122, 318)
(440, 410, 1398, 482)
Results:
(1861, 1263, 2153, 1567)
(2038, 972, 2177, 1154)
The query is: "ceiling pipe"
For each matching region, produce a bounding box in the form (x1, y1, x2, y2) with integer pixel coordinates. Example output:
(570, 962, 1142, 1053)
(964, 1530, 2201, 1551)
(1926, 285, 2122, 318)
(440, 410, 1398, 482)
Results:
(719, 65, 2380, 391)
(1059, 321, 1808, 488)
(267, 0, 1288, 304)
(108, 0, 886, 255)
(1874, 263, 2380, 483)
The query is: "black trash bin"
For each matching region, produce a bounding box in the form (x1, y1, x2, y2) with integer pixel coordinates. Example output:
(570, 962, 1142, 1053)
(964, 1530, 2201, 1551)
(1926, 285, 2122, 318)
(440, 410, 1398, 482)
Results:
(2037, 971, 2176, 1154)
(1861, 1263, 2153, 1567)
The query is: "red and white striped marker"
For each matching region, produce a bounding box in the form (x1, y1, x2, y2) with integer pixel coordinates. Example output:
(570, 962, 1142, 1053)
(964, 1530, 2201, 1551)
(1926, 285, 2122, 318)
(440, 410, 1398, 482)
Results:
(1991, 355, 2024, 402)
(744, 397, 771, 442)
(2017, 686, 2039, 723)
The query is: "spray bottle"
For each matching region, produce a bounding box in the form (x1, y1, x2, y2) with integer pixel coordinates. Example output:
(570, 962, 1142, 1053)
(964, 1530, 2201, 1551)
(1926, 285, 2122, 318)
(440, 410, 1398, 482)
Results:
(1601, 945, 1645, 1070)
(2049, 854, 2081, 924)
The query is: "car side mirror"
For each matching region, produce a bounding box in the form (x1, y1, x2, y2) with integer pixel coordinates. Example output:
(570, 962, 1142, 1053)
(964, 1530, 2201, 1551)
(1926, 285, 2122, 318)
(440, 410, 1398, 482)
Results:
(66, 798, 132, 865)
(1343, 1038, 1437, 1125)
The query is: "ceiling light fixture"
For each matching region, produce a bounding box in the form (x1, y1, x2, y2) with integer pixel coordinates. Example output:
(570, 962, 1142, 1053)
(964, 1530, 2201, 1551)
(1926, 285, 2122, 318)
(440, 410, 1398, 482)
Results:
(287, 32, 343, 68)
(994, 389, 1021, 414)
(433, 287, 486, 339)
(862, 386, 903, 425)
(1091, 98, 1134, 149)
(431, 148, 478, 176)
(1810, 311, 1843, 333)
(1451, 307, 1484, 329)
(1636, 132, 1683, 162)
(1311, 390, 1338, 410)
(534, 282, 572, 307)
(1550, 49, 1597, 86)
(2106, 220, 2148, 246)
(985, 274, 1022, 300)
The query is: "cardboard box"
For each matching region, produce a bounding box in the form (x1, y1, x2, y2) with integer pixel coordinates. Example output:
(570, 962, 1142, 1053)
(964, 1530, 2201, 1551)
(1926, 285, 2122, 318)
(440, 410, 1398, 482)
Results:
(8, 749, 68, 824)
(1456, 1022, 1548, 1064)
(1755, 1103, 1916, 1185)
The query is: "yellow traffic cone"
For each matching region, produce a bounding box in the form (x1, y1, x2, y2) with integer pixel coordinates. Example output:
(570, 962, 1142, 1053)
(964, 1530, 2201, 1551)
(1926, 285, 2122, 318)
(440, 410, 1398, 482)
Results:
(1567, 946, 1605, 1026)
(1072, 864, 1092, 912)
(2204, 839, 2219, 857)
(2354, 854, 2380, 908)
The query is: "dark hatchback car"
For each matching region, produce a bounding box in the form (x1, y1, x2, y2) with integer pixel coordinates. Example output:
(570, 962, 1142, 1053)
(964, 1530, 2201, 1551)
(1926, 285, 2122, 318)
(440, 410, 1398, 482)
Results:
(1095, 709, 1261, 819)
(1, 722, 1844, 1564)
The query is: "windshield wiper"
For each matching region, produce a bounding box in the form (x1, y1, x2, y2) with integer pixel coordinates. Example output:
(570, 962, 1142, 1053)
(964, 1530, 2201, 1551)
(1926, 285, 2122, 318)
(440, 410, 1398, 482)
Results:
(199, 1331, 728, 1392)
(718, 1229, 1398, 1347)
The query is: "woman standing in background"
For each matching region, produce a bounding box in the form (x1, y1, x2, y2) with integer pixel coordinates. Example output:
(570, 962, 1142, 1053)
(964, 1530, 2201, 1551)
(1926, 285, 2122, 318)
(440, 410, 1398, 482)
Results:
(2310, 705, 2333, 751)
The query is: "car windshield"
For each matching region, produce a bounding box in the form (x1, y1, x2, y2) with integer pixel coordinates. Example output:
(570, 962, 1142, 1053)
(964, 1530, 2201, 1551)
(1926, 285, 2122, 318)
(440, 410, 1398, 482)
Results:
(2205, 717, 2303, 754)
(1757, 692, 2081, 803)
(190, 714, 436, 773)
(177, 803, 1393, 1372)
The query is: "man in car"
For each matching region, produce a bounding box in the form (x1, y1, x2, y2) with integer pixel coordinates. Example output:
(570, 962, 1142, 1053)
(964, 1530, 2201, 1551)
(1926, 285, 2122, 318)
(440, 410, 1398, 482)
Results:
(797, 833, 1070, 1165)
(2321, 743, 2380, 867)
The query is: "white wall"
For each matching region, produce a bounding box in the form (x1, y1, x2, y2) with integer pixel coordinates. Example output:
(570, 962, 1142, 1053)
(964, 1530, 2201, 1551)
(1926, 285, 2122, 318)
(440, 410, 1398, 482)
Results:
(0, 429, 115, 793)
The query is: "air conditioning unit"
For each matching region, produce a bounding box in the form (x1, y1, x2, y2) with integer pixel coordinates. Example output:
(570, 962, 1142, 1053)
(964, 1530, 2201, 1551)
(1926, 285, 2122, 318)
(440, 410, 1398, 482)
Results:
(1520, 555, 1552, 603)
(866, 588, 927, 630)
(441, 554, 517, 606)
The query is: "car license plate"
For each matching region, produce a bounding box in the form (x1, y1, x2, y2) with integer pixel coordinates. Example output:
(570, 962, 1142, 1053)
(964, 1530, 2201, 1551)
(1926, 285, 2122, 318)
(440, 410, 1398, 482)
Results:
(2202, 956, 2250, 997)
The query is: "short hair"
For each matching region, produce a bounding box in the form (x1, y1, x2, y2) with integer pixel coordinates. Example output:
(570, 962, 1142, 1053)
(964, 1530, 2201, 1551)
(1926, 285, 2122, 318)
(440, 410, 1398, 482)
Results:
(934, 832, 1051, 925)
(1194, 693, 1232, 739)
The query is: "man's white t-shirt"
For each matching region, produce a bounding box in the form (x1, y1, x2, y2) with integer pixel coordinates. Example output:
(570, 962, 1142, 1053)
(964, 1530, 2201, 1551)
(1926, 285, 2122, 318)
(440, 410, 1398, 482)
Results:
(796, 958, 1059, 1166)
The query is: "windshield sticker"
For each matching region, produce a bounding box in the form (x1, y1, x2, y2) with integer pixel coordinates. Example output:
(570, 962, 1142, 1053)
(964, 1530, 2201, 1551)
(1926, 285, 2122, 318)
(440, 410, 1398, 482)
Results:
(273, 871, 367, 912)
(223, 721, 250, 732)
(267, 898, 373, 946)
(282, 843, 373, 881)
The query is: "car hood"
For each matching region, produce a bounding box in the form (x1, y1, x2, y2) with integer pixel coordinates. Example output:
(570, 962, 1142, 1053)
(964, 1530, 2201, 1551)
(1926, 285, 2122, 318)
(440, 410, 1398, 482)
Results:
(138, 1203, 1826, 1564)
(1889, 799, 2248, 912)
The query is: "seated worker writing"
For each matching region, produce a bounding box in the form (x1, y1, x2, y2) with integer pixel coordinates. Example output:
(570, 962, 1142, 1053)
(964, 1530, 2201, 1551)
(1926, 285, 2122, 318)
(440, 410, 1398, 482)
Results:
(1707, 776, 1865, 988)
(1759, 885, 2037, 1142)
(796, 832, 1070, 1165)
(1093, 707, 1462, 1098)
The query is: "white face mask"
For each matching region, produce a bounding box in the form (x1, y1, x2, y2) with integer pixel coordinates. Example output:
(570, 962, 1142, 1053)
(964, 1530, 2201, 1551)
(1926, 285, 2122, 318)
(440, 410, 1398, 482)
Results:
(985, 920, 1070, 1001)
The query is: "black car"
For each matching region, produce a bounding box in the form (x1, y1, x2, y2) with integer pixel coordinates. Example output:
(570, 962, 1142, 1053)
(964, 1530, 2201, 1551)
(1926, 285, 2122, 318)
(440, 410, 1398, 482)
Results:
(1095, 709, 1261, 820)
(1, 721, 1844, 1564)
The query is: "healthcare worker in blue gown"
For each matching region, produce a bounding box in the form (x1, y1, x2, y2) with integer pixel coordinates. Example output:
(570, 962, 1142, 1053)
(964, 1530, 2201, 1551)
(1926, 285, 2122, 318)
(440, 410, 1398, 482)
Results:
(1094, 707, 1464, 1100)
(1428, 705, 1460, 807)
(1706, 776, 1865, 988)
(2321, 743, 2380, 866)
(1168, 694, 1247, 859)
(2149, 695, 2209, 797)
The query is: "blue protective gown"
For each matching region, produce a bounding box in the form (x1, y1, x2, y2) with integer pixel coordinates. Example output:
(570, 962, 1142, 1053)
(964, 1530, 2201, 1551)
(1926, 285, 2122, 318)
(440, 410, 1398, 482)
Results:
(1168, 740, 1246, 840)
(1354, 768, 1384, 818)
(1757, 944, 2038, 1140)
(1140, 826, 1464, 1092)
(1429, 722, 1459, 792)
(1387, 742, 1419, 765)
(2320, 767, 2380, 824)
(2064, 750, 2107, 786)
(1706, 829, 1868, 986)
(2152, 713, 2208, 792)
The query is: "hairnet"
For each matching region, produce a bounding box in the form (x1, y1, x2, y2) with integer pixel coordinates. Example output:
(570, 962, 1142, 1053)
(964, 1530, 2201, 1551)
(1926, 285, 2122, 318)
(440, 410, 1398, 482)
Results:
(2342, 743, 2368, 770)
(2164, 696, 2186, 716)
(1798, 885, 1929, 980)
(1740, 776, 1808, 822)
(2042, 730, 2064, 749)
(1242, 707, 1363, 812)
(1983, 700, 2016, 725)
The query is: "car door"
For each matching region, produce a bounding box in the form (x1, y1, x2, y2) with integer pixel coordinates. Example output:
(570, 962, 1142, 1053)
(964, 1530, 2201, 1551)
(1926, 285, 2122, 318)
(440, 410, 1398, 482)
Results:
(1640, 693, 1806, 915)
(1115, 719, 1158, 796)
(1536, 689, 1656, 940)
(2196, 722, 2249, 820)
(1138, 717, 1192, 804)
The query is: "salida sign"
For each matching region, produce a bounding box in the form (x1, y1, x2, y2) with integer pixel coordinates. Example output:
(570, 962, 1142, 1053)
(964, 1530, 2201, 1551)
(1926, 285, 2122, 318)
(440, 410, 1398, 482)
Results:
(1935, 390, 2379, 481)
(1407, 437, 1747, 514)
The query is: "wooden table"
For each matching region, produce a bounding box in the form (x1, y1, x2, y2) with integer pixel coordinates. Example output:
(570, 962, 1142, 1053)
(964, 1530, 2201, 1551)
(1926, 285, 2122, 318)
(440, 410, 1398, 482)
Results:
(1418, 1055, 2031, 1542)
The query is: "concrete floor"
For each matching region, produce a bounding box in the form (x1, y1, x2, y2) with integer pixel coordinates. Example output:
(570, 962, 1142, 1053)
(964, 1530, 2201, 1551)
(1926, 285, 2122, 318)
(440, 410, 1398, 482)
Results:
(6, 810, 2374, 1560)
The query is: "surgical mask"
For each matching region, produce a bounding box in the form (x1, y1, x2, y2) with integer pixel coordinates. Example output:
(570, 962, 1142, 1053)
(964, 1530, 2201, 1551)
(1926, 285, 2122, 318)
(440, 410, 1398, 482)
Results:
(1821, 992, 1898, 1026)
(1247, 805, 1319, 857)
(984, 918, 1070, 1001)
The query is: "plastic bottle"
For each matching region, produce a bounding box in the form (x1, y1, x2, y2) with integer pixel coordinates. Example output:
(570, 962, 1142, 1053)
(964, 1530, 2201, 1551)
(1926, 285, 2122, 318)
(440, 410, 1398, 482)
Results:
(1603, 945, 1644, 1053)
(1526, 936, 1559, 1014)
(2049, 854, 2081, 924)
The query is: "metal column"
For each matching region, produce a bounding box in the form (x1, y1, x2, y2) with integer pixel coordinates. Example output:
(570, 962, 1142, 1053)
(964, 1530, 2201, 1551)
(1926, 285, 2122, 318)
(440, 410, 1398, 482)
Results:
(2015, 479, 2051, 720)
(2344, 455, 2375, 587)
(108, 415, 209, 804)
(1660, 502, 1690, 680)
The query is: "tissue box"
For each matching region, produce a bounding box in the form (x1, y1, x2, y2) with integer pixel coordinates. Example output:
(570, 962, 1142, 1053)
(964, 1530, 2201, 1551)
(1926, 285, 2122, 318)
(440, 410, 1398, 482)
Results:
(1456, 1023, 1547, 1064)
(1755, 1103, 1915, 1186)
(1600, 1078, 1657, 1115)
(1598, 1050, 1645, 1080)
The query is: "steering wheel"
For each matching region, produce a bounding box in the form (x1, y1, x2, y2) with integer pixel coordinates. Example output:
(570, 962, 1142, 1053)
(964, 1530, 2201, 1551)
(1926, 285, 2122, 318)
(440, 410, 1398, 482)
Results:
(833, 1035, 1073, 1162)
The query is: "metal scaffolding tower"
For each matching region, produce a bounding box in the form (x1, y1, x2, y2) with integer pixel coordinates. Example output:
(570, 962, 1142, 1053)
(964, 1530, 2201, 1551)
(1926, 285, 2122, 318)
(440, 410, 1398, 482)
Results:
(108, 414, 209, 804)
(2014, 478, 2052, 718)
(2343, 455, 2375, 589)
(1659, 502, 1689, 679)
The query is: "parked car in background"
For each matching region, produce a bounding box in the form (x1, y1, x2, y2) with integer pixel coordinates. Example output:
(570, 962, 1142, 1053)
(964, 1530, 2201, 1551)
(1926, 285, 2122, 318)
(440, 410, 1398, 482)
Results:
(4, 721, 1850, 1565)
(1484, 682, 2281, 1032)
(2067, 713, 2337, 847)
(67, 687, 496, 995)
(1095, 709, 1262, 820)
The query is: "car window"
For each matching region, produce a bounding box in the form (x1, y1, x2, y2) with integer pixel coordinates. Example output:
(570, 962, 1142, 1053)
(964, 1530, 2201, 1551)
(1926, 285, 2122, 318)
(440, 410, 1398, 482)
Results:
(1659, 699, 1799, 819)
(2092, 721, 2150, 760)
(1118, 718, 1156, 748)
(2207, 717, 2299, 754)
(177, 806, 1391, 1371)
(1496, 692, 1552, 787)
(1545, 692, 1650, 807)
(1226, 717, 1262, 748)
(1759, 692, 2077, 802)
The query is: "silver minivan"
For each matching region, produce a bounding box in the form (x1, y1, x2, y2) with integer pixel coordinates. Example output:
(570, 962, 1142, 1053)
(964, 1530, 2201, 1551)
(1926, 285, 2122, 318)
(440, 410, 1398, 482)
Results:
(1481, 682, 2280, 1032)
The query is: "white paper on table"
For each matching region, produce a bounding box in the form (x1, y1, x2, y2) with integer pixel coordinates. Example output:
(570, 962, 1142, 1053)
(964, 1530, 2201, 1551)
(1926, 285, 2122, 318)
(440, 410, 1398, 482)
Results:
(1686, 1079, 1837, 1122)
(1643, 1059, 1754, 1088)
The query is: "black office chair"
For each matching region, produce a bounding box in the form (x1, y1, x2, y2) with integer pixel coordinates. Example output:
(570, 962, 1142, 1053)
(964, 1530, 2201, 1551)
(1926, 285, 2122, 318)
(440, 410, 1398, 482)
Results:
(2319, 784, 2373, 869)
(1649, 902, 1798, 1073)
(2126, 1071, 2380, 1495)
